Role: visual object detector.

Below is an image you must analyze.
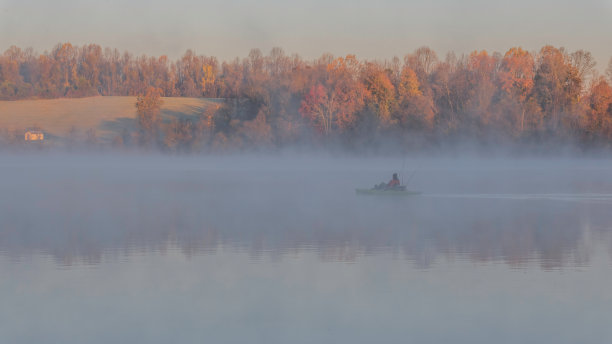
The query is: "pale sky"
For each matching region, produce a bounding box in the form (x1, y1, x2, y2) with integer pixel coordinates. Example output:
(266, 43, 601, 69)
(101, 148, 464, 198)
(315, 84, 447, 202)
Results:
(1, 0, 612, 68)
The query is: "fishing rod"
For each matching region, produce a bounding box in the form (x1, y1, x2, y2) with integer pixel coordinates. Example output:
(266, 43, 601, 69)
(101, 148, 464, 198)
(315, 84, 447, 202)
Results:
(403, 169, 418, 187)
(400, 155, 407, 185)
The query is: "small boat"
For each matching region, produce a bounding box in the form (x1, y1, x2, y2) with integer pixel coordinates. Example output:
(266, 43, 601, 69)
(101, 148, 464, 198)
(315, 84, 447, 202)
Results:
(356, 186, 421, 196)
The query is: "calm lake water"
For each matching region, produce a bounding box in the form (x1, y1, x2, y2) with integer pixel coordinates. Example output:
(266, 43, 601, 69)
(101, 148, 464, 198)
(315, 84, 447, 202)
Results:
(1, 154, 612, 344)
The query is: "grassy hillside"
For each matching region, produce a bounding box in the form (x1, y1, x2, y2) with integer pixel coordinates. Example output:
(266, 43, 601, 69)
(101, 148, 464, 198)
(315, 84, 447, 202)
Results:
(0, 96, 222, 143)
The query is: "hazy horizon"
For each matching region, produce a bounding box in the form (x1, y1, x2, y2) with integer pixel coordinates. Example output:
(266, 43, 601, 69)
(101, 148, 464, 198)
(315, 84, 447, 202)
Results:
(2, 0, 612, 69)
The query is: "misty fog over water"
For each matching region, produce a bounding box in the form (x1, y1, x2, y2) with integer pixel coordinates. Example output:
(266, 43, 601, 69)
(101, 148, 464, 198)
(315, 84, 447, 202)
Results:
(2, 153, 612, 343)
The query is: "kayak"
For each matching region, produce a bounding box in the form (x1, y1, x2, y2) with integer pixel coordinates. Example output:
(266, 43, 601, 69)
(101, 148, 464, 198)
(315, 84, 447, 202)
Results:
(356, 188, 421, 196)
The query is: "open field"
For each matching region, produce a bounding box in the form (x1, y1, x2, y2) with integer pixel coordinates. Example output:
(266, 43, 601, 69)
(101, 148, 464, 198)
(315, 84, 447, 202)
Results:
(0, 96, 222, 143)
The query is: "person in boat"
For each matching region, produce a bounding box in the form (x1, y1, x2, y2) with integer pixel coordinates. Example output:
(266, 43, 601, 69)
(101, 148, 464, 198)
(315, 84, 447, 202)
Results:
(375, 173, 401, 190)
(387, 173, 400, 189)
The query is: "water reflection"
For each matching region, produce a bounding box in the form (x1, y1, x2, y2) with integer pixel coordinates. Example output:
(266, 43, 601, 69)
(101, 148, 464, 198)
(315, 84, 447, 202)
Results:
(1, 182, 610, 269)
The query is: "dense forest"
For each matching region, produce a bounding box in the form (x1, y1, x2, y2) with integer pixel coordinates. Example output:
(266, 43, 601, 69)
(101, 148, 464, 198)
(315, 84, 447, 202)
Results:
(2, 43, 612, 152)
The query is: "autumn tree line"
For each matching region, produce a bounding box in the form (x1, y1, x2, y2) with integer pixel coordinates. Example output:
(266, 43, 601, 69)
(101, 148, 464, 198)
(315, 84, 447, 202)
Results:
(3, 42, 612, 152)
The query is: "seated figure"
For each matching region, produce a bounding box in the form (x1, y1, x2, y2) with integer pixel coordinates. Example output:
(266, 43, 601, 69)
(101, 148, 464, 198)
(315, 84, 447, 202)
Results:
(374, 173, 401, 190)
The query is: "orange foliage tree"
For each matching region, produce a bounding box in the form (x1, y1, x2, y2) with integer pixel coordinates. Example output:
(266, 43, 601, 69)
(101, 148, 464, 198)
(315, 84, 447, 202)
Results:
(584, 78, 612, 140)
(498, 47, 535, 134)
(136, 86, 164, 145)
(300, 55, 366, 135)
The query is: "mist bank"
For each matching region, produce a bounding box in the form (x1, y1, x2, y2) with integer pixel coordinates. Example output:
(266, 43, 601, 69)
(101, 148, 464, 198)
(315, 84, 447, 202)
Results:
(2, 44, 612, 153)
(2, 153, 612, 268)
(1, 127, 609, 157)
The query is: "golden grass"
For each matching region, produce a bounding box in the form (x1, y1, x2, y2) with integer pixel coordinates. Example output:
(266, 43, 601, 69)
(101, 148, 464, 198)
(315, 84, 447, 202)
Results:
(0, 96, 222, 142)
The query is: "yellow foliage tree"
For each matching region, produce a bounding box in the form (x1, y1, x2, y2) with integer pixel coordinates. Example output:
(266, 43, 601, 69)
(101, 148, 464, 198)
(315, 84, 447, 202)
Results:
(201, 64, 215, 94)
(398, 66, 421, 99)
